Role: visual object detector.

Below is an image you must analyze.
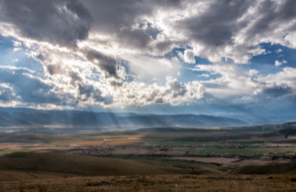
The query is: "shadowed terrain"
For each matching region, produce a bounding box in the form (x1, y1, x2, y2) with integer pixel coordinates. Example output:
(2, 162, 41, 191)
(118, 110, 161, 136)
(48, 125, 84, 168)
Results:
(0, 152, 168, 179)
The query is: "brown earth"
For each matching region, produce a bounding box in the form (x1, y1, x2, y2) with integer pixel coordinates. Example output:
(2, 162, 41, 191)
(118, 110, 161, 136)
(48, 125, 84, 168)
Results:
(108, 139, 141, 145)
(0, 174, 296, 192)
(0, 170, 77, 181)
(234, 161, 296, 174)
(0, 153, 168, 177)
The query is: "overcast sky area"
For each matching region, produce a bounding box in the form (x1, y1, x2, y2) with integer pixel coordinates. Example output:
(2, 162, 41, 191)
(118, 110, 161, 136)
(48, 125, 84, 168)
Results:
(0, 0, 296, 121)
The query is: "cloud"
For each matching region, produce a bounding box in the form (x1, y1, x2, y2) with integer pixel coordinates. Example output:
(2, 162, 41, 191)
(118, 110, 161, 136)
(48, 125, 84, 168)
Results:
(248, 69, 259, 76)
(0, 0, 92, 47)
(263, 85, 292, 98)
(155, 0, 296, 63)
(0, 83, 16, 102)
(12, 40, 21, 47)
(275, 60, 287, 66)
(183, 49, 195, 64)
(0, 67, 64, 105)
(112, 77, 204, 107)
(1, 0, 296, 113)
(84, 48, 119, 79)
(13, 48, 22, 52)
(275, 60, 283, 66)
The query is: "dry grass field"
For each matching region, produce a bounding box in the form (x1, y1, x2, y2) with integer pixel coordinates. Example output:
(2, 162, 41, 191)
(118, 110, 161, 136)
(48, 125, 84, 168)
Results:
(1, 174, 296, 192)
(0, 153, 296, 191)
(0, 153, 168, 177)
(1, 125, 296, 191)
(172, 157, 283, 168)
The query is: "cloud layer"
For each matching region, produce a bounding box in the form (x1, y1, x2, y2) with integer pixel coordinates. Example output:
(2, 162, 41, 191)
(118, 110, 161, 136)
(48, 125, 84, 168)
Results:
(0, 0, 296, 116)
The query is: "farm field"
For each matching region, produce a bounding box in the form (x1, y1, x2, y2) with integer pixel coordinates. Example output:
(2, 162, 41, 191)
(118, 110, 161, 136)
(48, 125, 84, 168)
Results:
(197, 147, 296, 156)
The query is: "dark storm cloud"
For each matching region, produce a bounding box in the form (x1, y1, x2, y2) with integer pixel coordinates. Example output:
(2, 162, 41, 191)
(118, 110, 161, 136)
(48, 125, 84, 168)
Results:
(263, 85, 293, 98)
(77, 83, 112, 104)
(170, 0, 296, 63)
(46, 64, 64, 76)
(81, 0, 182, 52)
(119, 29, 152, 50)
(242, 0, 296, 41)
(177, 0, 251, 46)
(82, 0, 182, 33)
(109, 81, 123, 87)
(0, 0, 92, 47)
(84, 49, 119, 79)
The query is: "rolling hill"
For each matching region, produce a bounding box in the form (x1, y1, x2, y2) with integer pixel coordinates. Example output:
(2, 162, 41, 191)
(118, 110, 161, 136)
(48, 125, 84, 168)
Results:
(0, 152, 168, 176)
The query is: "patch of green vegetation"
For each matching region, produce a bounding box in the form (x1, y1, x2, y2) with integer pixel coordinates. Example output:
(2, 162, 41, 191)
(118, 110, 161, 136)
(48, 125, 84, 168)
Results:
(147, 140, 265, 147)
(0, 150, 34, 155)
(198, 147, 296, 156)
(233, 141, 265, 145)
(148, 141, 207, 146)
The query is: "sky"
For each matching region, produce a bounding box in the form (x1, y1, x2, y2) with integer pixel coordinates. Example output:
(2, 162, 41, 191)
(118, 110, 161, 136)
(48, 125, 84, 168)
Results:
(0, 0, 296, 121)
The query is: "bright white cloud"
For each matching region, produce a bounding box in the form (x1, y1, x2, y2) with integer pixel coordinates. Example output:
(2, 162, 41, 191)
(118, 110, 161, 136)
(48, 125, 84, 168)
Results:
(275, 60, 283, 66)
(12, 40, 21, 47)
(275, 60, 287, 66)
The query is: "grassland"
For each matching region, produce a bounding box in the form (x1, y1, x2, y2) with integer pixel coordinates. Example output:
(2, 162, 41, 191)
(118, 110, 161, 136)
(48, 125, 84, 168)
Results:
(0, 152, 168, 176)
(1, 174, 296, 192)
(0, 152, 296, 191)
(198, 147, 296, 156)
(0, 150, 34, 155)
(0, 123, 296, 190)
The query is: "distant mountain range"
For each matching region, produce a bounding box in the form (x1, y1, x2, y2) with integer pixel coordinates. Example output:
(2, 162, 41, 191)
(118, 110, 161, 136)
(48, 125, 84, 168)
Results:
(0, 109, 248, 129)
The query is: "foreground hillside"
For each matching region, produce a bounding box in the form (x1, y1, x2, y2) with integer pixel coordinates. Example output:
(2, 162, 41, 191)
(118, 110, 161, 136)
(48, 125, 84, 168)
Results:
(0, 153, 167, 178)
(0, 174, 296, 192)
(0, 152, 296, 191)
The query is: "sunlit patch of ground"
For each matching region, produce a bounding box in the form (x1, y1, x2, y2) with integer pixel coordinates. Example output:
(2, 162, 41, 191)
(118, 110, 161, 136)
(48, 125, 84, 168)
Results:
(62, 140, 104, 146)
(108, 139, 141, 145)
(95, 134, 145, 139)
(0, 150, 34, 155)
(172, 157, 282, 167)
(0, 143, 23, 150)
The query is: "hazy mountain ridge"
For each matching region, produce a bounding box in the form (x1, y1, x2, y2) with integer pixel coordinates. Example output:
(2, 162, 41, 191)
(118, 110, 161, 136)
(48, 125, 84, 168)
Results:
(0, 109, 248, 128)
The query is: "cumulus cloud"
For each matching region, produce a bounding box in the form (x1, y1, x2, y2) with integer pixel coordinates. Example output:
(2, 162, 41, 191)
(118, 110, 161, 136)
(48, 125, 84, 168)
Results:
(275, 60, 287, 66)
(12, 40, 21, 47)
(112, 77, 204, 107)
(183, 50, 195, 64)
(154, 0, 296, 63)
(83, 48, 119, 79)
(248, 69, 259, 76)
(275, 60, 283, 66)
